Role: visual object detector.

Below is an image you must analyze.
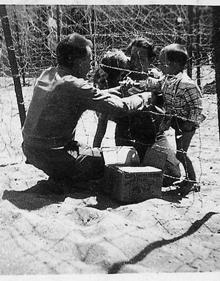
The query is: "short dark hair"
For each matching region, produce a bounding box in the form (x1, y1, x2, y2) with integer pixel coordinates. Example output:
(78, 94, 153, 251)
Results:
(94, 49, 129, 88)
(162, 44, 188, 68)
(56, 33, 92, 67)
(126, 38, 156, 60)
(101, 49, 129, 79)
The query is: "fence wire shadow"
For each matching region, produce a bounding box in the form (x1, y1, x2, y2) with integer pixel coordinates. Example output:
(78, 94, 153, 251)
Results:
(107, 211, 219, 274)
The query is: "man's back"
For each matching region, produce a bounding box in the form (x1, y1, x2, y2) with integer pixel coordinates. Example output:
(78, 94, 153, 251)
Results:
(23, 67, 92, 149)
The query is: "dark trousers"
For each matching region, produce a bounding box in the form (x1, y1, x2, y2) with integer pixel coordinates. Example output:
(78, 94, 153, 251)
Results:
(22, 142, 105, 183)
(171, 117, 196, 181)
(175, 130, 196, 181)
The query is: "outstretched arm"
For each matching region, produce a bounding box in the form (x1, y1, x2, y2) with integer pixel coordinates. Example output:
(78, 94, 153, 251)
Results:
(119, 76, 163, 96)
(65, 76, 151, 116)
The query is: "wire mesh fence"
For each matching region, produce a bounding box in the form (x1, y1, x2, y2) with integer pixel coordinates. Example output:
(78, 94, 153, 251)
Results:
(0, 5, 217, 190)
(0, 5, 214, 82)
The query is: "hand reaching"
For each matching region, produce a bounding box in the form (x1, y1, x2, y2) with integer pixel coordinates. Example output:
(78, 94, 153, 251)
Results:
(119, 77, 146, 97)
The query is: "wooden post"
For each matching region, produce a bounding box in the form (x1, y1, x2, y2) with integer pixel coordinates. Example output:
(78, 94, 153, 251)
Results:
(175, 16, 183, 44)
(92, 7, 97, 64)
(0, 5, 26, 127)
(195, 6, 201, 88)
(212, 6, 220, 141)
(187, 5, 193, 78)
(88, 6, 97, 66)
(56, 5, 61, 43)
(13, 7, 26, 86)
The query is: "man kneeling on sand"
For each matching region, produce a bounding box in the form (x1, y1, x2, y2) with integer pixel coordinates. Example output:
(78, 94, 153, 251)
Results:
(22, 32, 152, 193)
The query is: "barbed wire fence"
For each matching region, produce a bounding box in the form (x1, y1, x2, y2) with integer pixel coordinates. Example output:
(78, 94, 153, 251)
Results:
(0, 5, 215, 83)
(0, 5, 217, 193)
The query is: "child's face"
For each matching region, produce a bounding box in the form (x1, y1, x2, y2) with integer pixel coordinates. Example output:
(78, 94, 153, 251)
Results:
(159, 52, 176, 75)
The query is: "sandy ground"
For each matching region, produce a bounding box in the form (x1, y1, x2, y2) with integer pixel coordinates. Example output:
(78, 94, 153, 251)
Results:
(0, 71, 220, 277)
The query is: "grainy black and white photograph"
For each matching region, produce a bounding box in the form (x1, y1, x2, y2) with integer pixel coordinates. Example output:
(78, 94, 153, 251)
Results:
(0, 1, 220, 278)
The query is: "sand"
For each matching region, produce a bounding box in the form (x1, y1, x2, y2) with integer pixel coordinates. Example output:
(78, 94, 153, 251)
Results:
(0, 74, 220, 277)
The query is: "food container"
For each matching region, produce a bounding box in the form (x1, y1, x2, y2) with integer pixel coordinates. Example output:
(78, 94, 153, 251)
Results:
(104, 165, 163, 203)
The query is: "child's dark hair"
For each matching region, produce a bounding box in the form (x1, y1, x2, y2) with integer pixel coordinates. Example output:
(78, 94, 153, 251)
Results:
(56, 33, 92, 67)
(162, 44, 188, 68)
(126, 38, 156, 60)
(94, 49, 129, 89)
(101, 49, 129, 80)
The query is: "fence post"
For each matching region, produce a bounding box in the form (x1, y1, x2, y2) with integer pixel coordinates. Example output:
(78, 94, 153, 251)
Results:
(195, 6, 201, 88)
(88, 6, 97, 66)
(175, 16, 183, 44)
(56, 5, 61, 43)
(92, 7, 97, 64)
(13, 7, 26, 87)
(187, 5, 193, 78)
(212, 6, 220, 141)
(0, 5, 26, 127)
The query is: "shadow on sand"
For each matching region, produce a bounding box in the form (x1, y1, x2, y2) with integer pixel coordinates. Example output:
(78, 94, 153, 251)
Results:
(2, 178, 189, 211)
(108, 211, 219, 274)
(2, 179, 120, 211)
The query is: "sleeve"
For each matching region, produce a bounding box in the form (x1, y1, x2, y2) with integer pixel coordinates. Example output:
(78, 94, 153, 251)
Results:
(91, 91, 151, 117)
(139, 76, 163, 92)
(121, 92, 151, 111)
(148, 68, 163, 79)
(184, 84, 203, 124)
(64, 75, 151, 116)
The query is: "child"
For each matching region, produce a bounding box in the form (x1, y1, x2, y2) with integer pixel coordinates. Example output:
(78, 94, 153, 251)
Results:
(93, 49, 129, 147)
(136, 44, 203, 196)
